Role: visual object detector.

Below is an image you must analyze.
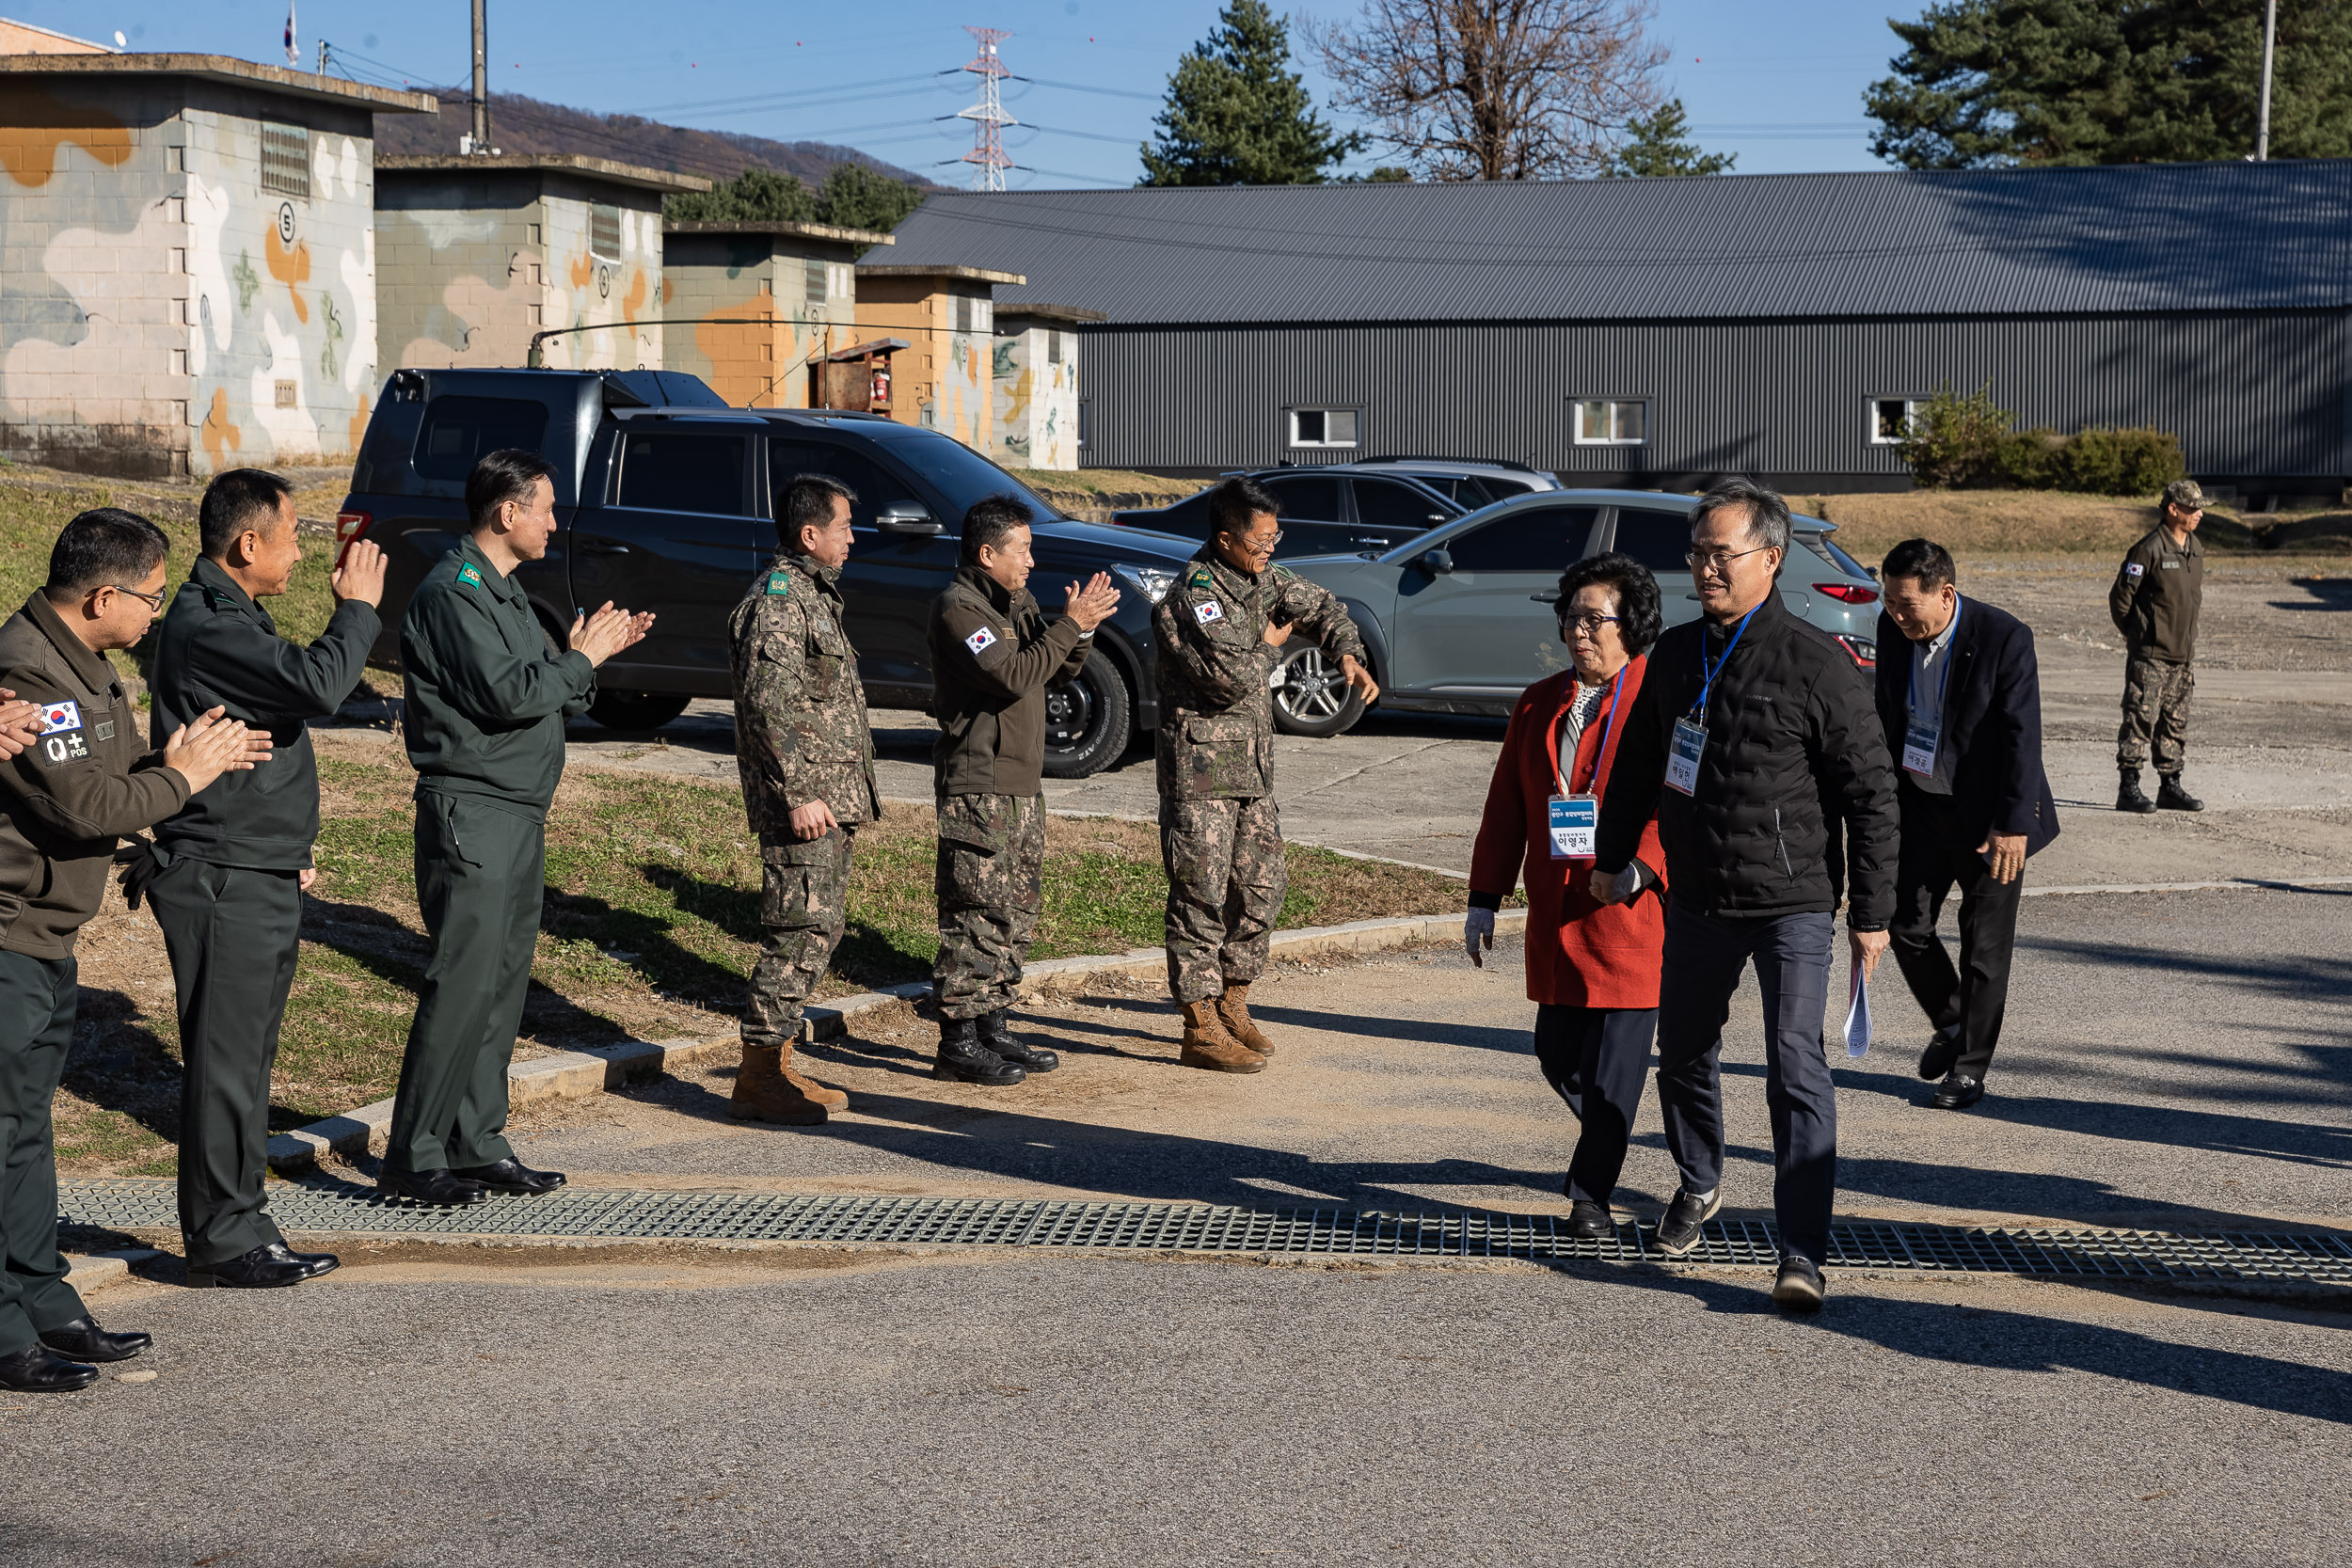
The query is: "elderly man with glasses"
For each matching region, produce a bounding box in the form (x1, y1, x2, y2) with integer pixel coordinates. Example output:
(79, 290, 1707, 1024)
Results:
(1591, 479, 1899, 1312)
(1151, 475, 1377, 1072)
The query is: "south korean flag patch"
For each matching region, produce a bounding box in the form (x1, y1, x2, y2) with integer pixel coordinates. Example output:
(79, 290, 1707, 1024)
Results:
(965, 625, 998, 656)
(36, 700, 88, 767)
(1194, 599, 1224, 626)
(2125, 562, 2145, 578)
(40, 700, 83, 735)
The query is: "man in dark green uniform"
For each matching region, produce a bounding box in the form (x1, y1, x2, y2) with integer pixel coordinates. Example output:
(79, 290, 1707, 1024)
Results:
(926, 494, 1120, 1085)
(0, 507, 262, 1391)
(2109, 477, 2208, 814)
(382, 451, 651, 1207)
(137, 468, 386, 1288)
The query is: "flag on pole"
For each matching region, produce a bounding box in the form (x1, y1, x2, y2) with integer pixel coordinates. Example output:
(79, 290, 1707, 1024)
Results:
(284, 1, 297, 68)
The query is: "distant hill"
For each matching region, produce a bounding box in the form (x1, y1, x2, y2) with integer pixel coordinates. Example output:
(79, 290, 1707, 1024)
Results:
(373, 90, 938, 189)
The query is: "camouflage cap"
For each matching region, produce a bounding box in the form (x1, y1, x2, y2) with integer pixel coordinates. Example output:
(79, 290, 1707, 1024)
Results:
(2162, 478, 2211, 513)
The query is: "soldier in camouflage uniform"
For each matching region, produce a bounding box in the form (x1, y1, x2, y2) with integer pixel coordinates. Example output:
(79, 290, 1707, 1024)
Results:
(2109, 477, 2208, 815)
(928, 495, 1120, 1085)
(729, 473, 882, 1123)
(1152, 476, 1379, 1072)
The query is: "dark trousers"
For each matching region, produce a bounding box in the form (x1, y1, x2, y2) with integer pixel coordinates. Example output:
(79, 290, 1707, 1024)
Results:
(1889, 786, 2024, 1083)
(386, 792, 544, 1175)
(1655, 903, 1838, 1266)
(1531, 1003, 1659, 1209)
(0, 950, 86, 1354)
(148, 857, 303, 1266)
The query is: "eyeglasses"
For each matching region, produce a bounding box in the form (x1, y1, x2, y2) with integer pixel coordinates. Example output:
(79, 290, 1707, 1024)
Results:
(105, 583, 167, 610)
(1559, 612, 1621, 635)
(1685, 545, 1774, 573)
(1225, 531, 1283, 552)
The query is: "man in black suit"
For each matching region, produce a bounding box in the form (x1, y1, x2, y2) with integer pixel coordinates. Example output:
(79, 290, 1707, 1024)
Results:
(1874, 539, 2059, 1111)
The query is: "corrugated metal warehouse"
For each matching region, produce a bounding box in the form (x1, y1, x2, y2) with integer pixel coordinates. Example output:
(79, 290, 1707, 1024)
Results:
(883, 162, 2352, 498)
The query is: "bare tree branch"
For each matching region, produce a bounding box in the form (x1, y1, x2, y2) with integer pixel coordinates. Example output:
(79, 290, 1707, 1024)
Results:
(1306, 0, 1666, 180)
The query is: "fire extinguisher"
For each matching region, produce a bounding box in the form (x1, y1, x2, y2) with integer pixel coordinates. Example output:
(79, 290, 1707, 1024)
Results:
(870, 364, 891, 407)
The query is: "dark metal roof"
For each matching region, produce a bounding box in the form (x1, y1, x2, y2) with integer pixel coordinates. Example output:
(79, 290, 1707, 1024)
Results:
(883, 162, 2352, 325)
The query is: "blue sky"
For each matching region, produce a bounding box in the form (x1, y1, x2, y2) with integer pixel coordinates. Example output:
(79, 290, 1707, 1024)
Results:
(28, 0, 1907, 184)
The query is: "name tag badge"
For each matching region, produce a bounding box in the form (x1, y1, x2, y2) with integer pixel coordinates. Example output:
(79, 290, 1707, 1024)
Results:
(1547, 794, 1597, 860)
(1666, 718, 1706, 796)
(1902, 717, 1941, 777)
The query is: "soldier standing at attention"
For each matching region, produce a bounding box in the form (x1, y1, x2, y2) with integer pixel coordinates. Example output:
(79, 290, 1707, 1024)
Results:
(1152, 476, 1377, 1072)
(0, 508, 263, 1392)
(2110, 478, 2209, 814)
(383, 451, 651, 1207)
(727, 473, 880, 1123)
(137, 469, 388, 1288)
(927, 494, 1120, 1085)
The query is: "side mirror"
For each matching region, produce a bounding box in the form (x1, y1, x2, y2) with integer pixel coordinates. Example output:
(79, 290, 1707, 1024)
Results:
(873, 500, 942, 536)
(1420, 547, 1454, 575)
(1530, 589, 1562, 606)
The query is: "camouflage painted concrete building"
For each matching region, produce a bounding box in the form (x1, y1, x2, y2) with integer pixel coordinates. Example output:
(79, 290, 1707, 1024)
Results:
(663, 219, 894, 409)
(854, 262, 1023, 457)
(0, 53, 434, 477)
(375, 153, 707, 375)
(993, 303, 1101, 472)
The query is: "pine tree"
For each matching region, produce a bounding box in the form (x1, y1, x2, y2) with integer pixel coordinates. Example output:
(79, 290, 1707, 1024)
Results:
(1600, 100, 1735, 177)
(664, 166, 814, 224)
(813, 163, 926, 232)
(1140, 0, 1365, 186)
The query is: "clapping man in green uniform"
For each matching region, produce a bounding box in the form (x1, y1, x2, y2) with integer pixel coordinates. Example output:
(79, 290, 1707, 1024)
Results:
(382, 451, 651, 1207)
(0, 508, 263, 1391)
(138, 468, 387, 1288)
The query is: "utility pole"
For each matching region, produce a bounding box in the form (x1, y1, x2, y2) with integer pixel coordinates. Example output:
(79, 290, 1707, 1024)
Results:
(2256, 0, 2278, 160)
(469, 0, 492, 155)
(956, 26, 1014, 192)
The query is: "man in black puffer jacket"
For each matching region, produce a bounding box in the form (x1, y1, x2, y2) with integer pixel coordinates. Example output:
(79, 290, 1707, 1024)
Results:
(1594, 478, 1898, 1313)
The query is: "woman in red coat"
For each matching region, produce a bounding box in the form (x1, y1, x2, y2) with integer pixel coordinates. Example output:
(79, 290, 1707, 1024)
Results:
(1465, 553, 1667, 1239)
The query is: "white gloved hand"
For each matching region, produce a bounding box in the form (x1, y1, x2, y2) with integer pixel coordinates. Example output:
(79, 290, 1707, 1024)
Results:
(1464, 906, 1496, 967)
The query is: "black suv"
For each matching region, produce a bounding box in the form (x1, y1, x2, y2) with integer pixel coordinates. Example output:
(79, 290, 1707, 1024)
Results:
(340, 367, 1201, 776)
(1108, 466, 1470, 560)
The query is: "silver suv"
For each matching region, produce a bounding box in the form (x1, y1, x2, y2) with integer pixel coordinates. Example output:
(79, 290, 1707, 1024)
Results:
(1269, 490, 1882, 736)
(1110, 458, 1563, 562)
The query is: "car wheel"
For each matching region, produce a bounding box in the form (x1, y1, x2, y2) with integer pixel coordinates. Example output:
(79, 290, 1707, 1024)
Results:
(1041, 649, 1133, 779)
(588, 690, 692, 731)
(1270, 644, 1366, 737)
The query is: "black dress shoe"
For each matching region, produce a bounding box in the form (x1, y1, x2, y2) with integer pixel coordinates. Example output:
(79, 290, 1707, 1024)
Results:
(1917, 1025, 1962, 1083)
(452, 1158, 567, 1195)
(1932, 1072, 1986, 1110)
(186, 1242, 333, 1290)
(0, 1345, 99, 1392)
(1564, 1199, 1614, 1240)
(1653, 1186, 1723, 1257)
(1772, 1255, 1826, 1313)
(977, 1010, 1059, 1073)
(377, 1167, 490, 1206)
(38, 1316, 150, 1361)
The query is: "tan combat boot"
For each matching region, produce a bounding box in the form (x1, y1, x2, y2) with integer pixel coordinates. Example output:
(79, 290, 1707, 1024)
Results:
(731, 1042, 850, 1124)
(1214, 983, 1276, 1057)
(1178, 1000, 1265, 1074)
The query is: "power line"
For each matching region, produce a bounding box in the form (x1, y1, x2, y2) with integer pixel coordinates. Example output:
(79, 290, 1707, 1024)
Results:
(955, 26, 1015, 192)
(622, 71, 954, 118)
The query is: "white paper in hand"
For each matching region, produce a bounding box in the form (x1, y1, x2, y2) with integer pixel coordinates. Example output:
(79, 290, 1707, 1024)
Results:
(1844, 961, 1874, 1058)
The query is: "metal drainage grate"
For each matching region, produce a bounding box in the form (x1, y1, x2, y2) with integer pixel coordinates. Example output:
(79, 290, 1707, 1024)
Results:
(56, 1179, 2352, 1285)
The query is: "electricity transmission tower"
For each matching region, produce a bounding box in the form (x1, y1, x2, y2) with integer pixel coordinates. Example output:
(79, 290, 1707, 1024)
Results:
(956, 26, 1015, 192)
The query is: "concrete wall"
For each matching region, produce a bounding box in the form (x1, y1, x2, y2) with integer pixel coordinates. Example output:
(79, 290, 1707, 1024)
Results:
(857, 277, 993, 451)
(663, 233, 861, 408)
(0, 77, 379, 477)
(993, 321, 1080, 470)
(377, 172, 665, 372)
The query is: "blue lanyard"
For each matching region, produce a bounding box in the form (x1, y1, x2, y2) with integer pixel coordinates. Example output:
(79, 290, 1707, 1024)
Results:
(1907, 596, 1963, 716)
(1693, 605, 1759, 719)
(1559, 666, 1628, 795)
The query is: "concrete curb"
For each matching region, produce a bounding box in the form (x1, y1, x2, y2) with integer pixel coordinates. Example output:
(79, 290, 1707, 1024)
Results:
(262, 907, 1525, 1177)
(63, 1247, 164, 1297)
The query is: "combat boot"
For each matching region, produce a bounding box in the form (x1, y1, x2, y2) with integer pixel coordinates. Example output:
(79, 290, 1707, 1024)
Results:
(2116, 768, 2157, 815)
(1214, 983, 1277, 1057)
(977, 1009, 1059, 1073)
(935, 1016, 1025, 1086)
(2155, 773, 2205, 812)
(731, 1042, 848, 1124)
(1178, 1000, 1264, 1074)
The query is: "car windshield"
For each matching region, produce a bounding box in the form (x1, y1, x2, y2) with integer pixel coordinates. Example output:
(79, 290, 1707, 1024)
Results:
(870, 426, 1059, 521)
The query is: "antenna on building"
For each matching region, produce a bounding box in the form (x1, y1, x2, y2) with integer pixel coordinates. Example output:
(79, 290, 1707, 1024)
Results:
(956, 26, 1015, 193)
(467, 0, 494, 155)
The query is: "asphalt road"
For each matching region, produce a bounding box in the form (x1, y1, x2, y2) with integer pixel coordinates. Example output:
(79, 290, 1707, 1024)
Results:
(8, 1250, 2346, 1567)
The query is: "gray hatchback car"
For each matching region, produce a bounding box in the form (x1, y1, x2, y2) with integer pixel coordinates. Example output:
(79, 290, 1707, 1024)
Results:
(1271, 489, 1883, 736)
